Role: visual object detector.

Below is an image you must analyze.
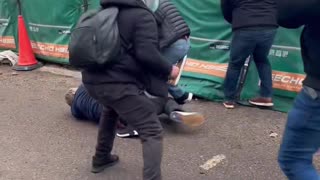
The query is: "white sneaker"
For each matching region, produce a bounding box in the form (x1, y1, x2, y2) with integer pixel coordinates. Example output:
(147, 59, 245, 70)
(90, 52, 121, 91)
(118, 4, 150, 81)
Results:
(170, 111, 205, 127)
(175, 92, 193, 104)
(116, 126, 139, 138)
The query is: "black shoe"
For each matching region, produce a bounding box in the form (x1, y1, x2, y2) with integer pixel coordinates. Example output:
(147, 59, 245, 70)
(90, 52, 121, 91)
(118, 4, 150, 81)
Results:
(116, 126, 139, 138)
(175, 92, 193, 105)
(91, 154, 119, 173)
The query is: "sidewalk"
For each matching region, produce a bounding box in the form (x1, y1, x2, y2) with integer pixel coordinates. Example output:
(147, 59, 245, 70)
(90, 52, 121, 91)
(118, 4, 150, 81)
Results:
(0, 65, 291, 180)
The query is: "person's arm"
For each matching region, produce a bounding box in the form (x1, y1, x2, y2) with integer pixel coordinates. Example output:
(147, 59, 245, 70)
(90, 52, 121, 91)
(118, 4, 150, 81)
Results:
(277, 0, 320, 28)
(221, 0, 233, 23)
(133, 9, 172, 77)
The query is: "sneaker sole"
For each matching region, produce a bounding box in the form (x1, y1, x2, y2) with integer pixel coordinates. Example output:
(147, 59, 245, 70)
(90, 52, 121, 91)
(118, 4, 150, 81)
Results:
(249, 101, 274, 107)
(116, 130, 139, 138)
(91, 159, 119, 173)
(171, 112, 205, 127)
(223, 103, 235, 109)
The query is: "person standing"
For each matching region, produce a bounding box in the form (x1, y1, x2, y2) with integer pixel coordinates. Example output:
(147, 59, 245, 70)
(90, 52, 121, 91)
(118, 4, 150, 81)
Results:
(145, 0, 193, 104)
(277, 0, 320, 179)
(81, 0, 179, 179)
(220, 0, 278, 109)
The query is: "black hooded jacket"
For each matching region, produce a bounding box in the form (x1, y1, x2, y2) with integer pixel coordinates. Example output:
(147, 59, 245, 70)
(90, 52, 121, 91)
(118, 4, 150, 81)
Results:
(82, 0, 172, 97)
(277, 0, 320, 90)
(221, 0, 278, 30)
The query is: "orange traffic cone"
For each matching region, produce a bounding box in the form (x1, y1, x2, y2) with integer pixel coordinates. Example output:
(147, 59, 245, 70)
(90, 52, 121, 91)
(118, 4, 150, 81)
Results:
(13, 15, 42, 71)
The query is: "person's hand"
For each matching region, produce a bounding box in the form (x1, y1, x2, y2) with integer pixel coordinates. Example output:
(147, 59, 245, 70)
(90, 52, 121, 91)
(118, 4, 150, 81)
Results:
(170, 65, 180, 79)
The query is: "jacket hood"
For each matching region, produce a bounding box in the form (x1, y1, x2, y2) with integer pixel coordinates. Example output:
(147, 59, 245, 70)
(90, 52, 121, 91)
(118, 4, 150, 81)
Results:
(100, 0, 147, 8)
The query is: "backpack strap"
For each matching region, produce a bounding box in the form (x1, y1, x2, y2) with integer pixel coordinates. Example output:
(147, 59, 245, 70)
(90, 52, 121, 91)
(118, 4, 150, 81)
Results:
(117, 8, 134, 54)
(116, 5, 155, 54)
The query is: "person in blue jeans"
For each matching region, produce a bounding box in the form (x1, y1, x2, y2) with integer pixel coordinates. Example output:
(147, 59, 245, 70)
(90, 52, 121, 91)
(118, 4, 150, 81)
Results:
(221, 0, 278, 109)
(150, 0, 193, 104)
(162, 38, 190, 102)
(277, 0, 320, 179)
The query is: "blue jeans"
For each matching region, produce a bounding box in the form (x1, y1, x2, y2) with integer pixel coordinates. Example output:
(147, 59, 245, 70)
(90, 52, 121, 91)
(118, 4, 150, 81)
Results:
(278, 86, 320, 180)
(162, 38, 190, 99)
(224, 28, 276, 101)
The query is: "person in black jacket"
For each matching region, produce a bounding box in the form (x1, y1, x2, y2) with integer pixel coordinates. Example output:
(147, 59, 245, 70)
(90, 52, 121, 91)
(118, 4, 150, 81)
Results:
(145, 0, 193, 104)
(277, 1, 320, 179)
(81, 0, 179, 179)
(220, 0, 278, 109)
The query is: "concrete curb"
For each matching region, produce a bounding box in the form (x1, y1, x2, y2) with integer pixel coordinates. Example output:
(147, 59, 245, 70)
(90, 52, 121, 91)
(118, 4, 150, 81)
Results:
(38, 65, 81, 80)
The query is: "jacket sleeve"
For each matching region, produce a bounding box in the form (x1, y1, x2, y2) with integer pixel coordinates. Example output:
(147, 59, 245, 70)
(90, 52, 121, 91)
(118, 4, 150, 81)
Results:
(133, 9, 172, 77)
(221, 0, 233, 23)
(277, 0, 320, 28)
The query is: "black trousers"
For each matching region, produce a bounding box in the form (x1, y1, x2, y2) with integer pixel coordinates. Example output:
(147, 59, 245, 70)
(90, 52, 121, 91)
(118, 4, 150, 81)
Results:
(84, 83, 167, 180)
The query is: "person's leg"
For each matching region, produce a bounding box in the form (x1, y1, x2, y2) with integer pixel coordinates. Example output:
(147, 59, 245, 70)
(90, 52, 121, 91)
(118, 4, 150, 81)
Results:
(162, 39, 191, 101)
(85, 84, 163, 179)
(249, 29, 277, 106)
(147, 96, 167, 115)
(223, 30, 257, 108)
(161, 39, 190, 64)
(92, 107, 119, 173)
(164, 98, 183, 115)
(168, 85, 185, 100)
(116, 96, 167, 139)
(112, 95, 163, 180)
(278, 86, 320, 180)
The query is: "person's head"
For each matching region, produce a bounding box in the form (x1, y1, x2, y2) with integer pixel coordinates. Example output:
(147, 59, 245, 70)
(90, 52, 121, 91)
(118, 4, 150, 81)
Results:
(65, 88, 78, 106)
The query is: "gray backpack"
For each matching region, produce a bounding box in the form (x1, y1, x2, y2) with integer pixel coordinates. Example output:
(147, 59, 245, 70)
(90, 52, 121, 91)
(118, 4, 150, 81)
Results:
(68, 7, 122, 69)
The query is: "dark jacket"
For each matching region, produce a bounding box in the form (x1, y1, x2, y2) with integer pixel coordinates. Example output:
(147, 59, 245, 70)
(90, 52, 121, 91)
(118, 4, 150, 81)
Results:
(82, 0, 172, 97)
(153, 0, 190, 49)
(71, 84, 102, 123)
(221, 0, 278, 30)
(277, 0, 320, 90)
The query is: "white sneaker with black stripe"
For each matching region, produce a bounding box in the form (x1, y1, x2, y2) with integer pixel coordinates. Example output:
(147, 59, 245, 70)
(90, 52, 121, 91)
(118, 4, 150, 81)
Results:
(175, 92, 193, 104)
(116, 126, 139, 138)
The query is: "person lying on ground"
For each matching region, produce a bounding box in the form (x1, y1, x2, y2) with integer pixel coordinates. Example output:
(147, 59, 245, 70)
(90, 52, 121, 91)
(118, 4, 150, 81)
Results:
(65, 84, 205, 138)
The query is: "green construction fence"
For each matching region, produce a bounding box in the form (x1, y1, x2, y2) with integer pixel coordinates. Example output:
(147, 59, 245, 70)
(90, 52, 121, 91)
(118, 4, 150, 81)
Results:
(0, 0, 304, 112)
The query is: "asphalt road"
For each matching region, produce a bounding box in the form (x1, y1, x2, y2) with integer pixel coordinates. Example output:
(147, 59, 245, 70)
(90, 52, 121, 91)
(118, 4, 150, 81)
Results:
(0, 65, 293, 180)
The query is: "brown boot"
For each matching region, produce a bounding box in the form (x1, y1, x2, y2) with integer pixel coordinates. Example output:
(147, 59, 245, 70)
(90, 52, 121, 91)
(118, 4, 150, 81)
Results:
(249, 97, 274, 107)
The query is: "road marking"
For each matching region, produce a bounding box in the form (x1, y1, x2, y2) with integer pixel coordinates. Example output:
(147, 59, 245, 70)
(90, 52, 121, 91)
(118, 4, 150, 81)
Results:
(200, 154, 226, 172)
